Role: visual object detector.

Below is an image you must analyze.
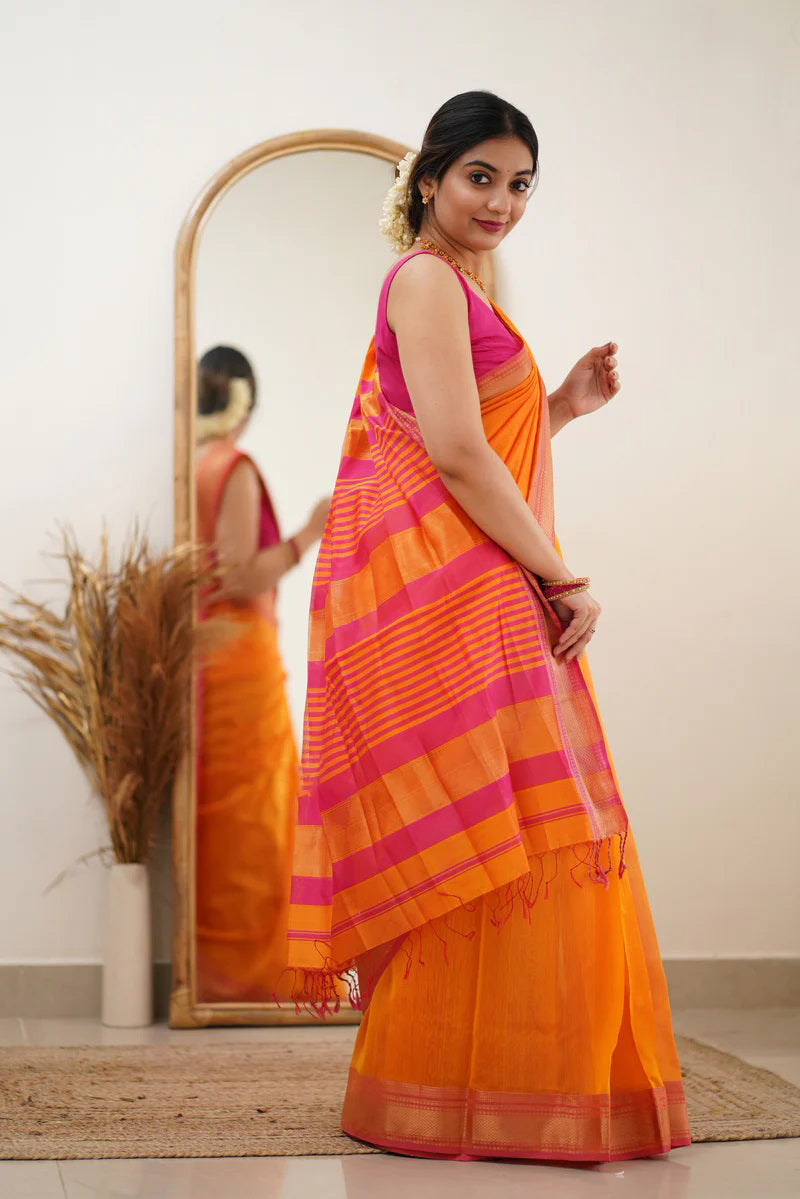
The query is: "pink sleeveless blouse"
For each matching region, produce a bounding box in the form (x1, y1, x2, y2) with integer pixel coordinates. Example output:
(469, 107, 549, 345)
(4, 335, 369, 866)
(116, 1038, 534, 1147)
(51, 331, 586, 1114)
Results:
(374, 249, 521, 414)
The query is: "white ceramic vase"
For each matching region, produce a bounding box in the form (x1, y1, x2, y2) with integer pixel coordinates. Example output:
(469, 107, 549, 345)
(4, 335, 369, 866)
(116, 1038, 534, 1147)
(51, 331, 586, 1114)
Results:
(101, 862, 153, 1027)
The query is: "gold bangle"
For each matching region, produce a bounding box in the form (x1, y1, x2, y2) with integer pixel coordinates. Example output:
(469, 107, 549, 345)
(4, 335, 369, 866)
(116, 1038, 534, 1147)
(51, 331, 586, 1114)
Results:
(543, 576, 589, 590)
(547, 583, 590, 601)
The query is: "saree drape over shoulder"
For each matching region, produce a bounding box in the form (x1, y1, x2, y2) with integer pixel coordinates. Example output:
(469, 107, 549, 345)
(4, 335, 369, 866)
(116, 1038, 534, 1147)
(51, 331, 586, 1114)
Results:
(289, 253, 690, 1161)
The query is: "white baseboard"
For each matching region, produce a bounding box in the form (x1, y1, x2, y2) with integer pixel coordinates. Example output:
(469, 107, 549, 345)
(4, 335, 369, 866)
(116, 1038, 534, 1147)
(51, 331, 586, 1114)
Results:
(0, 959, 797, 1019)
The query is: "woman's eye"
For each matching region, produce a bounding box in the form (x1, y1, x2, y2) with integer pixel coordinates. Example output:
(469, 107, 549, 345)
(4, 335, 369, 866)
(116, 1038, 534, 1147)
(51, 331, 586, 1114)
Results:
(512, 180, 531, 193)
(469, 172, 491, 185)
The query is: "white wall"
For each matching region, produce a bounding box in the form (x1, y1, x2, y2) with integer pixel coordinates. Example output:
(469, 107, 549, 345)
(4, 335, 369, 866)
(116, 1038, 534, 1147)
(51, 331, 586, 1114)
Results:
(1, 0, 797, 966)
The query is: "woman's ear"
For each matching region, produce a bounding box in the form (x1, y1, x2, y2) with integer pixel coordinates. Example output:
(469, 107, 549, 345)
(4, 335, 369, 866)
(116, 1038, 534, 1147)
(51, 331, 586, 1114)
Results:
(418, 174, 434, 204)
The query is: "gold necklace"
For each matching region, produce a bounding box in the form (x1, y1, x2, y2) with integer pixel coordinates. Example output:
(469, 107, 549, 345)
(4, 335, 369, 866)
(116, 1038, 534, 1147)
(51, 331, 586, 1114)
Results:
(418, 238, 488, 296)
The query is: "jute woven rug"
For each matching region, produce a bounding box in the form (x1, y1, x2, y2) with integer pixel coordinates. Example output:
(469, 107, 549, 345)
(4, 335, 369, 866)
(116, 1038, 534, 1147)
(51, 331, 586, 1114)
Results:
(1, 1034, 798, 1160)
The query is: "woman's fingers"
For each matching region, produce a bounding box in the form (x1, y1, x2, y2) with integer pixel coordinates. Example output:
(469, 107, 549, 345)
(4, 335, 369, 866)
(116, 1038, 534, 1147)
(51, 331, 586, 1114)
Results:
(565, 629, 595, 662)
(601, 346, 620, 396)
(555, 610, 592, 655)
(551, 590, 601, 660)
(553, 594, 601, 658)
(557, 609, 586, 644)
(563, 617, 599, 662)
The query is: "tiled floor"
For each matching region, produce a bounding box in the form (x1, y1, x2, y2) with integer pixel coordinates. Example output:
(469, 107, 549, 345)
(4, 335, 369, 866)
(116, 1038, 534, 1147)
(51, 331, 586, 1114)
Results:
(1, 1009, 798, 1198)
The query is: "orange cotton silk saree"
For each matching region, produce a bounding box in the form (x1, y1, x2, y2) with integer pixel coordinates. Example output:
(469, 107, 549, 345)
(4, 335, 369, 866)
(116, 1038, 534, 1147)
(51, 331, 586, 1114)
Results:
(289, 304, 690, 1160)
(195, 443, 301, 1003)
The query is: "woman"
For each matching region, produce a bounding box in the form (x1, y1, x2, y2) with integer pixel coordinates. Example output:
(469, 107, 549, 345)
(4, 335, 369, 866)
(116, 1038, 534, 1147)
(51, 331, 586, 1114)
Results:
(288, 94, 690, 1161)
(195, 345, 328, 1003)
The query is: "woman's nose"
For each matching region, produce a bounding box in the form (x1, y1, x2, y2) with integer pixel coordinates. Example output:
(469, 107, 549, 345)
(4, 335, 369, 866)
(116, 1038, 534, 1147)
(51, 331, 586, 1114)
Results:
(486, 191, 511, 214)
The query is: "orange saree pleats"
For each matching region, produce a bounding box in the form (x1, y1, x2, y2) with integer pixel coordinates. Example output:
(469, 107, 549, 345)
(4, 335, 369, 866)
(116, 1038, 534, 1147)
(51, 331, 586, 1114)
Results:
(343, 832, 690, 1161)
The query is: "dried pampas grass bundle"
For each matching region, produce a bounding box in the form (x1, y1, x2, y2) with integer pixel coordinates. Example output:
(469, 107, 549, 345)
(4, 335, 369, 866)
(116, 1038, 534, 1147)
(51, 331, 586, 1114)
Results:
(0, 526, 209, 865)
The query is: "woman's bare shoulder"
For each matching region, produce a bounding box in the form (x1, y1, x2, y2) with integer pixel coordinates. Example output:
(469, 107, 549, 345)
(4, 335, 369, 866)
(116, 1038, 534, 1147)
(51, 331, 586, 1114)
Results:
(386, 253, 467, 329)
(391, 251, 465, 293)
(221, 455, 260, 504)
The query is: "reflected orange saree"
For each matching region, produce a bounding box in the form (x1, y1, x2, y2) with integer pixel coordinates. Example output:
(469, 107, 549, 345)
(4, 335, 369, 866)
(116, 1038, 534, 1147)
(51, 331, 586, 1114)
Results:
(195, 444, 300, 1003)
(289, 302, 690, 1160)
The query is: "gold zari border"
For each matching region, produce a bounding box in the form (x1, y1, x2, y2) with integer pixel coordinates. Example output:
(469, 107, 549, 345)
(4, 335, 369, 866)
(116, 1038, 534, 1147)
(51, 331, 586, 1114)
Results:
(342, 1068, 691, 1161)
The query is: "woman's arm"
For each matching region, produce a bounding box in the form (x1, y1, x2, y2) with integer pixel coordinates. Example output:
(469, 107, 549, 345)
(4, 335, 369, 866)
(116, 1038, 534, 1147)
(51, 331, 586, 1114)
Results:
(547, 390, 574, 438)
(390, 256, 571, 583)
(389, 255, 601, 661)
(214, 461, 327, 599)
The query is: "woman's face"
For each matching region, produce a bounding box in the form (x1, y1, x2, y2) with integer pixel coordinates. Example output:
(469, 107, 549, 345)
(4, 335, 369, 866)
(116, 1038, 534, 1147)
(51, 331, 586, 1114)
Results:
(421, 135, 535, 253)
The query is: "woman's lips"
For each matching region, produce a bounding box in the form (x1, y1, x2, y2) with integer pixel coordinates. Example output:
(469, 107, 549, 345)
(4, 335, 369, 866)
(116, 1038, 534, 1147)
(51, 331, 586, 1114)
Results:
(475, 219, 505, 232)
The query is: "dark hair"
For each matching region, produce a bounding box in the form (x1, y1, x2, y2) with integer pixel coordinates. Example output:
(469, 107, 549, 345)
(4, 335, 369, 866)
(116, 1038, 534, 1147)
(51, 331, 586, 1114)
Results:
(407, 91, 539, 235)
(197, 345, 257, 416)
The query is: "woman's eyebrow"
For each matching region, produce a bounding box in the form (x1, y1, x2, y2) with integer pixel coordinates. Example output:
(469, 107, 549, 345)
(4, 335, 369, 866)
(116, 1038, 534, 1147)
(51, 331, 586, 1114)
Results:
(465, 159, 534, 177)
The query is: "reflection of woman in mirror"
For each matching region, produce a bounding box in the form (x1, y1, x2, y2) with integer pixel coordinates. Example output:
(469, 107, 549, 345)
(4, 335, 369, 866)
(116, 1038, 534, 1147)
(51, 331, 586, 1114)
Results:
(194, 345, 328, 1002)
(289, 95, 690, 1160)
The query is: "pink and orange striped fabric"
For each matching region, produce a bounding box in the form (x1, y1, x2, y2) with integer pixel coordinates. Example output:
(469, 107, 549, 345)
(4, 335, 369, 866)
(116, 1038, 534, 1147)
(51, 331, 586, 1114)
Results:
(288, 301, 629, 992)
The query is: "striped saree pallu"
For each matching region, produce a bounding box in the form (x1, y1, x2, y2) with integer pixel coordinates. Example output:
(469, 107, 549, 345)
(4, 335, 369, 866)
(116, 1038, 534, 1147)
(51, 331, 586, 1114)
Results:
(288, 319, 628, 1004)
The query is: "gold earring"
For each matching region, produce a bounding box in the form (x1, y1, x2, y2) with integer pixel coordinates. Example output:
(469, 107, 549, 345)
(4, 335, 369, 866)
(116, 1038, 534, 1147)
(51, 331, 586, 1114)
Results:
(422, 194, 430, 205)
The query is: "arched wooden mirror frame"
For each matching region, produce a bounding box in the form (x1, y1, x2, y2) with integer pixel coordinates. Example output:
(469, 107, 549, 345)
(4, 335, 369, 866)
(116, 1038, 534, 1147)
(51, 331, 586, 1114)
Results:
(170, 130, 409, 1027)
(170, 129, 496, 1027)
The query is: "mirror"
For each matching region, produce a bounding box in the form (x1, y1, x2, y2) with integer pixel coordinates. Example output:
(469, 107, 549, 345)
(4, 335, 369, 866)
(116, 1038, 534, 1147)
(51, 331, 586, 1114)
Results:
(171, 131, 412, 1026)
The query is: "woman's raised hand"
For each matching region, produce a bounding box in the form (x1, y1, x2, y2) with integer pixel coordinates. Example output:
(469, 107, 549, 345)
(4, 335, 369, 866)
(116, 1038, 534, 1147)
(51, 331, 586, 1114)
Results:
(556, 342, 620, 420)
(552, 589, 601, 663)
